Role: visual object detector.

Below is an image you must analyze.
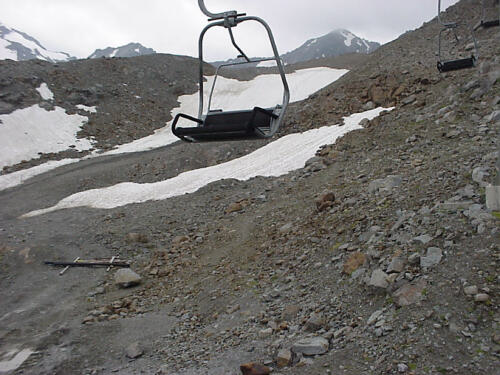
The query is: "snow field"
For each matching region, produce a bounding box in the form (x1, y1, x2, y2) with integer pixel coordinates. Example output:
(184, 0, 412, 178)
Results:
(0, 105, 93, 170)
(23, 107, 391, 218)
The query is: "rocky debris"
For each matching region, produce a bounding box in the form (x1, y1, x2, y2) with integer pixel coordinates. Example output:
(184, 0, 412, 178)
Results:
(393, 278, 427, 307)
(292, 337, 329, 356)
(126, 232, 149, 243)
(114, 268, 142, 288)
(485, 185, 500, 210)
(276, 349, 293, 368)
(304, 312, 326, 332)
(420, 247, 443, 269)
(225, 199, 250, 214)
(464, 285, 479, 296)
(386, 256, 405, 274)
(2, 1, 500, 374)
(474, 293, 490, 303)
(368, 175, 402, 194)
(282, 305, 301, 321)
(315, 190, 335, 211)
(240, 363, 270, 375)
(125, 342, 144, 359)
(368, 269, 389, 289)
(342, 251, 366, 275)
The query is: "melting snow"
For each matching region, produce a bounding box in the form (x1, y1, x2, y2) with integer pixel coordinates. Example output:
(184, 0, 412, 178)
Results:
(0, 67, 347, 191)
(256, 60, 277, 68)
(0, 105, 93, 169)
(3, 29, 68, 61)
(76, 104, 97, 113)
(22, 107, 391, 217)
(0, 159, 80, 191)
(36, 83, 54, 101)
(107, 67, 348, 155)
(340, 30, 356, 47)
(0, 349, 34, 372)
(0, 37, 17, 60)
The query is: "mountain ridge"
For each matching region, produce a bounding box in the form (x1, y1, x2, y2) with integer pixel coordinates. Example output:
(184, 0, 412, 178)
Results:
(88, 42, 156, 59)
(0, 21, 74, 62)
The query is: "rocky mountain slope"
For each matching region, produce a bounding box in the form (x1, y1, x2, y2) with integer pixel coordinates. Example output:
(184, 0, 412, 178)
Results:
(0, 22, 74, 62)
(88, 43, 156, 59)
(0, 1, 499, 374)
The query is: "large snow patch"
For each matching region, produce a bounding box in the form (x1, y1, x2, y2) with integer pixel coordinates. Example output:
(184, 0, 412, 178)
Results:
(0, 105, 93, 169)
(23, 107, 390, 218)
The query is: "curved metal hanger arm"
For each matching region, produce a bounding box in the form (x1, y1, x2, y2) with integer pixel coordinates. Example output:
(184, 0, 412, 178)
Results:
(198, 0, 237, 20)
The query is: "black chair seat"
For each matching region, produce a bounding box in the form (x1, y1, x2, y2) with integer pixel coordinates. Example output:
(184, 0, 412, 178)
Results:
(172, 107, 277, 142)
(482, 19, 500, 28)
(437, 57, 476, 72)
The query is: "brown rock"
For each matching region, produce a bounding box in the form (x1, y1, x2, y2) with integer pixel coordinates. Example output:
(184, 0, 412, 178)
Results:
(282, 305, 301, 321)
(316, 190, 335, 211)
(393, 278, 427, 307)
(172, 235, 189, 246)
(226, 202, 244, 214)
(342, 252, 366, 275)
(276, 349, 292, 368)
(126, 232, 148, 243)
(305, 312, 326, 332)
(240, 363, 270, 375)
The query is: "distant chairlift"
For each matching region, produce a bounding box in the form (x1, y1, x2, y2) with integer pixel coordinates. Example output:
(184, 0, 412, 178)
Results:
(478, 0, 500, 28)
(172, 0, 290, 142)
(437, 0, 479, 73)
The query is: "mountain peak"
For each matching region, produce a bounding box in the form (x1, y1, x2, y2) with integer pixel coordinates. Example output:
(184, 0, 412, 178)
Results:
(88, 43, 156, 59)
(281, 28, 380, 65)
(0, 21, 74, 62)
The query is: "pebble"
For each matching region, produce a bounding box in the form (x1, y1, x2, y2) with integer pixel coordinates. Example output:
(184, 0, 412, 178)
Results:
(125, 342, 143, 359)
(114, 269, 142, 288)
(464, 285, 478, 295)
(474, 293, 490, 302)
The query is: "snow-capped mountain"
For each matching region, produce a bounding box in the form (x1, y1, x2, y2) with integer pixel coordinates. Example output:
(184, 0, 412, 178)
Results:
(212, 28, 380, 68)
(88, 43, 156, 59)
(0, 22, 74, 62)
(281, 29, 380, 65)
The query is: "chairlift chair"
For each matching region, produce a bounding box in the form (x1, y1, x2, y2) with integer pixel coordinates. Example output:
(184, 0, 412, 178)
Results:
(479, 0, 500, 28)
(437, 0, 479, 73)
(172, 0, 290, 142)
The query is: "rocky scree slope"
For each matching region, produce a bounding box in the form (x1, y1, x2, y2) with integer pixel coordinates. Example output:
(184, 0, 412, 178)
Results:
(70, 1, 499, 374)
(0, 53, 213, 173)
(0, 0, 499, 374)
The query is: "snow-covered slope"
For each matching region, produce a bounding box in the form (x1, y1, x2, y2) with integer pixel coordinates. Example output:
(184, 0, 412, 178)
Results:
(0, 67, 347, 191)
(0, 22, 73, 62)
(23, 107, 390, 217)
(281, 29, 380, 65)
(88, 43, 156, 59)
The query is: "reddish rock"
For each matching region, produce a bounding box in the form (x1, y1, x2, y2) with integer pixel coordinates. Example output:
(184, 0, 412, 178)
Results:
(393, 278, 427, 307)
(240, 363, 270, 375)
(316, 190, 335, 211)
(342, 252, 366, 275)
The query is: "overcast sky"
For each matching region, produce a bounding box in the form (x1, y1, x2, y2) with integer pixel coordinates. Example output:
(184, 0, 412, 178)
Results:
(1, 0, 460, 61)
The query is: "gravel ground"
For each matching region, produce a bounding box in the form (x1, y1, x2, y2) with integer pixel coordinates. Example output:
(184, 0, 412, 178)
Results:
(0, 1, 499, 374)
